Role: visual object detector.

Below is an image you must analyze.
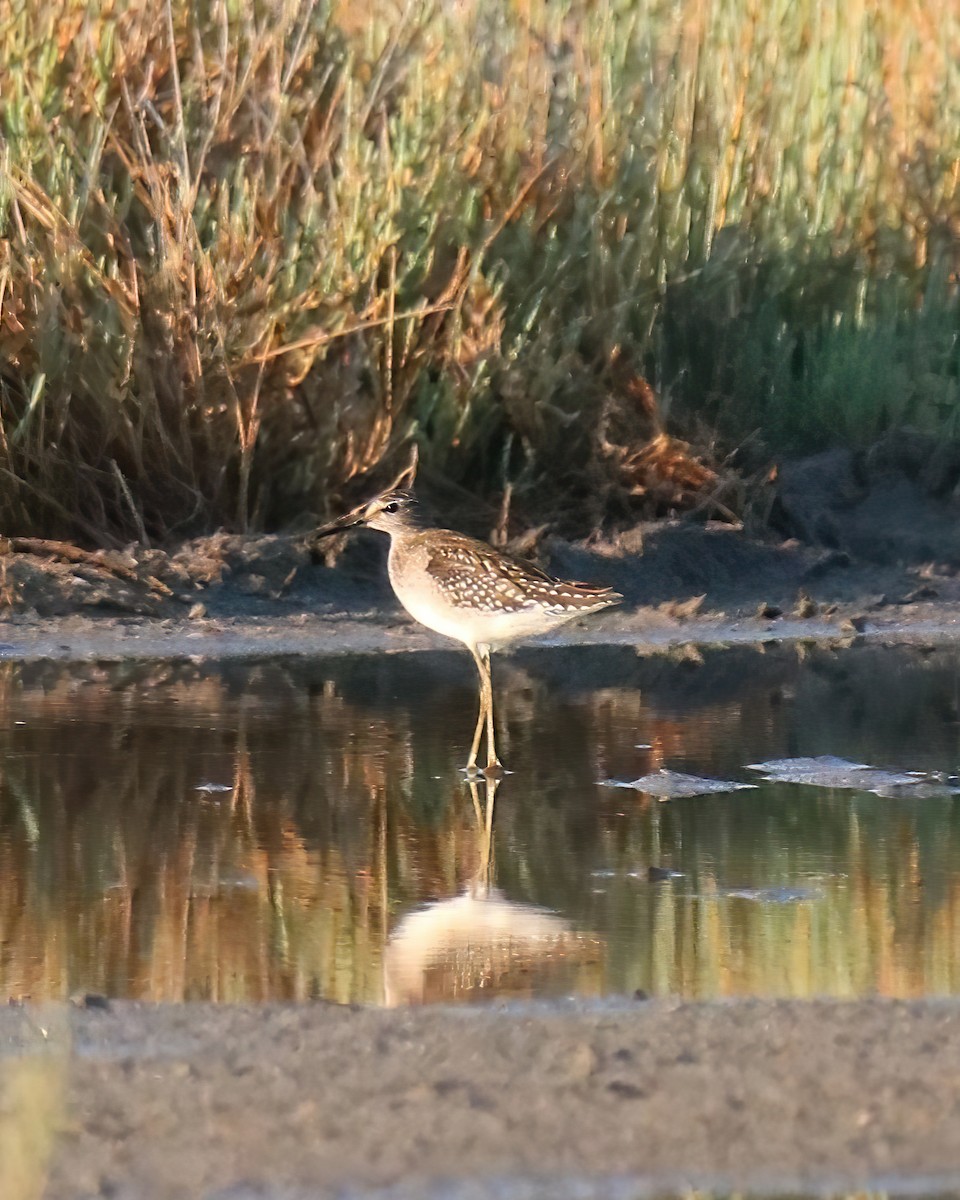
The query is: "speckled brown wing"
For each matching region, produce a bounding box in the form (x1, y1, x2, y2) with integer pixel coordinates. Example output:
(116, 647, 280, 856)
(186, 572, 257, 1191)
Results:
(423, 533, 621, 615)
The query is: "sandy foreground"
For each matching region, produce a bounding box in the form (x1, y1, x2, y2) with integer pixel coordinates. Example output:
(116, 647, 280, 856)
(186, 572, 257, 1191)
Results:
(2, 997, 960, 1199)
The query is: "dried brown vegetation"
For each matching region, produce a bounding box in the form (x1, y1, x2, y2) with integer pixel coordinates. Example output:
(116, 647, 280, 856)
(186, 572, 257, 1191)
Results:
(1, 1, 958, 543)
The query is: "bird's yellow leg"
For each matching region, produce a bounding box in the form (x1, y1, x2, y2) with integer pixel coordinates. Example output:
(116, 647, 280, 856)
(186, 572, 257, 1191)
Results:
(465, 646, 488, 772)
(480, 644, 502, 773)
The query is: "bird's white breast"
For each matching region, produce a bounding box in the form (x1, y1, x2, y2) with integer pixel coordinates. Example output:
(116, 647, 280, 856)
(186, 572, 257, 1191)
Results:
(387, 540, 574, 649)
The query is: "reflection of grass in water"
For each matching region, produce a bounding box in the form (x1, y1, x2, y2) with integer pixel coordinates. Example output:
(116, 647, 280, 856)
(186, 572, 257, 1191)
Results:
(0, 660, 467, 1003)
(3, 652, 960, 1002)
(0, 1012, 68, 1200)
(576, 785, 960, 1000)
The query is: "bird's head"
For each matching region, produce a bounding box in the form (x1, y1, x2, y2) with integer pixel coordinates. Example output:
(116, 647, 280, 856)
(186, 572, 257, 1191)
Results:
(314, 489, 423, 539)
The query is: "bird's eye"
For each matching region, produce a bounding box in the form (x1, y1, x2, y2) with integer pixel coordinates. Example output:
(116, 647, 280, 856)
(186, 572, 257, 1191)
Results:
(383, 501, 400, 514)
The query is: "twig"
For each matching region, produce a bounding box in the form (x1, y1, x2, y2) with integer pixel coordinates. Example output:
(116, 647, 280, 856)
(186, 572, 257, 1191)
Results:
(0, 468, 123, 547)
(164, 0, 192, 197)
(250, 302, 455, 364)
(9, 538, 173, 595)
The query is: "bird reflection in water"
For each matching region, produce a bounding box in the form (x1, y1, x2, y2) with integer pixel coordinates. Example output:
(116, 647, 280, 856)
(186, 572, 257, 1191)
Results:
(383, 777, 604, 1005)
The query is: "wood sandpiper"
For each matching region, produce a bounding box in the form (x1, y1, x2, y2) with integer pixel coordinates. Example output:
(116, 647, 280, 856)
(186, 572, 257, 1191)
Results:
(315, 490, 622, 774)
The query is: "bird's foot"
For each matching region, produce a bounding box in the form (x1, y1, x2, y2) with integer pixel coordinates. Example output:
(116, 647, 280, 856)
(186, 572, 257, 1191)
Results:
(461, 760, 510, 778)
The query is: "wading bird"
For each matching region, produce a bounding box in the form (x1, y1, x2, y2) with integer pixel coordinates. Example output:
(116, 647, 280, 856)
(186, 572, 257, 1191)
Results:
(315, 490, 621, 773)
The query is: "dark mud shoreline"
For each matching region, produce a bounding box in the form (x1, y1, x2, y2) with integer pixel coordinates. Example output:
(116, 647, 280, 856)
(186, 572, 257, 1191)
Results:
(3, 513, 960, 661)
(5, 443, 960, 658)
(6, 452, 960, 1198)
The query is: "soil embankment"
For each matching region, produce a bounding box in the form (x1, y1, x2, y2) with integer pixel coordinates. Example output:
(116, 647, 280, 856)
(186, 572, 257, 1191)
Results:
(4, 444, 960, 658)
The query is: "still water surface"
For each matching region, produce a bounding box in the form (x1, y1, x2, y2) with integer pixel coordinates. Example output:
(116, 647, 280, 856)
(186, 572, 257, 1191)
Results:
(2, 642, 960, 1005)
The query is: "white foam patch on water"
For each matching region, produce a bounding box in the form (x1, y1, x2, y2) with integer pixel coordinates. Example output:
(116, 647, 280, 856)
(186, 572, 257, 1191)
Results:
(599, 770, 758, 799)
(747, 756, 960, 795)
(747, 755, 873, 775)
(720, 885, 823, 904)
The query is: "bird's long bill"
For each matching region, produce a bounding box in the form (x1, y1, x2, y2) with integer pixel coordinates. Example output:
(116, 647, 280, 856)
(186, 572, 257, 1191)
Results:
(313, 508, 364, 539)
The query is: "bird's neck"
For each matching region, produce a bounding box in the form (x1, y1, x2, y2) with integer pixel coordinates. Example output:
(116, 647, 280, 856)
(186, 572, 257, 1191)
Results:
(385, 525, 421, 565)
(384, 524, 422, 548)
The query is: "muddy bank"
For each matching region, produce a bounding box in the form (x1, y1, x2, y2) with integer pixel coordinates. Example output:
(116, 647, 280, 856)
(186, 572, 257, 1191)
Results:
(4, 441, 960, 657)
(3, 997, 960, 1199)
(3, 507, 960, 660)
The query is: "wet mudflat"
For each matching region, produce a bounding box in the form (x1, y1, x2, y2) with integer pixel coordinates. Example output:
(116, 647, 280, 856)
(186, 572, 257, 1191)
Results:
(3, 640, 960, 1006)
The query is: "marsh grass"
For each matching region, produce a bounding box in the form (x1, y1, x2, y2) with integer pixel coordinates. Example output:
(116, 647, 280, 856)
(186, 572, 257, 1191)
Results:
(0, 0, 958, 541)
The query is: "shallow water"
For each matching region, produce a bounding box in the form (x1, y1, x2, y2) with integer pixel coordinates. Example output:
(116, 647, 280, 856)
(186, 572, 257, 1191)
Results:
(2, 641, 960, 1005)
